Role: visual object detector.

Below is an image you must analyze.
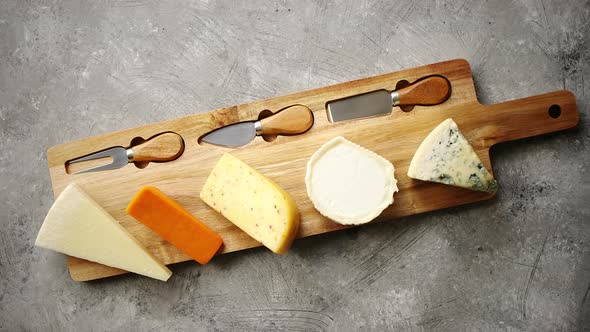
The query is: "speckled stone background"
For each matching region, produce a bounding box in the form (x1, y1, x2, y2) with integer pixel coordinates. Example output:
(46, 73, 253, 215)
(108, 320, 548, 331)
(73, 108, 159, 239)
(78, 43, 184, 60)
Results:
(1, 1, 589, 331)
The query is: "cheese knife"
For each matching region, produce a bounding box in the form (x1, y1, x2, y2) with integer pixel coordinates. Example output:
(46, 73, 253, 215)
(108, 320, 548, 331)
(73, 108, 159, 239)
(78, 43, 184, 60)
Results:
(326, 75, 451, 122)
(68, 132, 185, 174)
(200, 104, 314, 147)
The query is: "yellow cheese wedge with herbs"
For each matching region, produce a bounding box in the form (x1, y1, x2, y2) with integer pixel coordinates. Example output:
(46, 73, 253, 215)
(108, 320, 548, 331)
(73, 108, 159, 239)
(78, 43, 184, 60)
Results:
(408, 118, 498, 192)
(200, 153, 300, 254)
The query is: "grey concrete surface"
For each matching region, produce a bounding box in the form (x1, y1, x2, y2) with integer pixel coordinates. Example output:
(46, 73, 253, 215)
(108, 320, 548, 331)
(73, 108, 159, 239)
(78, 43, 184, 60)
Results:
(1, 0, 589, 331)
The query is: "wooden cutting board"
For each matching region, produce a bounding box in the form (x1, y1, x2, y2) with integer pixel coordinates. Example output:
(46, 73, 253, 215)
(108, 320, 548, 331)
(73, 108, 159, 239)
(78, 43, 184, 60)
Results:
(46, 59, 579, 281)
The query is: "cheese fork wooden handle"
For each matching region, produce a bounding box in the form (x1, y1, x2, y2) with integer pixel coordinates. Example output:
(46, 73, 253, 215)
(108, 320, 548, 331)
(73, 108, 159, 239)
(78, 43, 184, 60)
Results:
(132, 132, 185, 162)
(257, 105, 314, 136)
(393, 75, 452, 106)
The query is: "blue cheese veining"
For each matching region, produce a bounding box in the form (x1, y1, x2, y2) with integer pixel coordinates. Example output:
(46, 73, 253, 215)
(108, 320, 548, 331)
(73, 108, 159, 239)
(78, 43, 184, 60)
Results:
(407, 118, 498, 192)
(305, 136, 398, 225)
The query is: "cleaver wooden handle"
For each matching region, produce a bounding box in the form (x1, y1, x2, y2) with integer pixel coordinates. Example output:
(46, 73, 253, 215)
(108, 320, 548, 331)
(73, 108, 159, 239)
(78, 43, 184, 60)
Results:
(395, 75, 452, 106)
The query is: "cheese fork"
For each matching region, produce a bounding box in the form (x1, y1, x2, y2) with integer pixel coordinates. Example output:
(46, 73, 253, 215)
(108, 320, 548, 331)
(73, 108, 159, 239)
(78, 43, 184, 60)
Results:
(68, 132, 185, 174)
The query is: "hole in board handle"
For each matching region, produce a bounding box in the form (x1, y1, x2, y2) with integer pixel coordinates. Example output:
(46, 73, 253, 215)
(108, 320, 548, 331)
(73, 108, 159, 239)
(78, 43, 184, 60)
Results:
(548, 104, 561, 119)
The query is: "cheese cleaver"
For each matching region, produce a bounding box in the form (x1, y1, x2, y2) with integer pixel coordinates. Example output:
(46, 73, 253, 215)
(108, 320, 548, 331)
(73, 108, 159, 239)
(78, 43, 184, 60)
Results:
(200, 104, 314, 147)
(326, 75, 451, 122)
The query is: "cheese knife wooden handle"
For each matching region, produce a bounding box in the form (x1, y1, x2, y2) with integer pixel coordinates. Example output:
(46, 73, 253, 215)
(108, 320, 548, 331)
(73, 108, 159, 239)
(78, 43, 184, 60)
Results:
(257, 105, 314, 136)
(131, 132, 185, 162)
(392, 75, 452, 106)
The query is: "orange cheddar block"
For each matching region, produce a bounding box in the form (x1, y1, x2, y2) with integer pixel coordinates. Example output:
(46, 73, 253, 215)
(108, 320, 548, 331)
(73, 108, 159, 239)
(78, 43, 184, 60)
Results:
(126, 186, 223, 264)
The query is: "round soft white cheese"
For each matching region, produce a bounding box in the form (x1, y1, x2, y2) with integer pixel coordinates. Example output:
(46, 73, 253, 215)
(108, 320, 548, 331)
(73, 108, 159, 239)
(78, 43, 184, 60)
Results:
(305, 136, 398, 225)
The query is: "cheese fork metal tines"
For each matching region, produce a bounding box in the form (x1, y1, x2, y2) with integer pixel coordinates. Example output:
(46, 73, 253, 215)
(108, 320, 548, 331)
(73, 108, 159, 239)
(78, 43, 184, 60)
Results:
(68, 132, 185, 174)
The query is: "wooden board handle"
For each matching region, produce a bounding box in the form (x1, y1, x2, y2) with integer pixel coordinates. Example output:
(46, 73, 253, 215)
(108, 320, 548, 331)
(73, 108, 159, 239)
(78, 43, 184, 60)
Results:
(397, 75, 451, 106)
(259, 105, 314, 136)
(131, 132, 185, 162)
(476, 90, 579, 147)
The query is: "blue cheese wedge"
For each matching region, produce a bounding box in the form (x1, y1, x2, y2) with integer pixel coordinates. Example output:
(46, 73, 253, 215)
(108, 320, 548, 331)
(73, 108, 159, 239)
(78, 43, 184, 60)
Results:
(407, 118, 498, 192)
(305, 136, 398, 225)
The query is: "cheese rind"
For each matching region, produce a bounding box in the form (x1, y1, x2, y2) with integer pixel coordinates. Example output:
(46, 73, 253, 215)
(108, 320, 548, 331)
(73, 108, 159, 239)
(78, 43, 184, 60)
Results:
(305, 136, 398, 225)
(199, 153, 299, 254)
(407, 118, 497, 192)
(35, 183, 172, 281)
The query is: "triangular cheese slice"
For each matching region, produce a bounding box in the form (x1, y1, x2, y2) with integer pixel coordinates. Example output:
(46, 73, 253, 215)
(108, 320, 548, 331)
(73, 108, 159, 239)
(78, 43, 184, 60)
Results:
(35, 183, 172, 281)
(408, 118, 497, 192)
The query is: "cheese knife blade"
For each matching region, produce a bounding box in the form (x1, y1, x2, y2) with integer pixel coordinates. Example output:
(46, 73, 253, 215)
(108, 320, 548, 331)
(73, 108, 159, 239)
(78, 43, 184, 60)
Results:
(200, 122, 257, 148)
(326, 75, 451, 123)
(200, 105, 314, 148)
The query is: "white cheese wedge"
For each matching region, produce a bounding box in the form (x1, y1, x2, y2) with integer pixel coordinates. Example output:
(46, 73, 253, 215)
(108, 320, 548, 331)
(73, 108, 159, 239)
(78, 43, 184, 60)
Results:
(407, 118, 498, 192)
(35, 183, 172, 281)
(305, 136, 398, 225)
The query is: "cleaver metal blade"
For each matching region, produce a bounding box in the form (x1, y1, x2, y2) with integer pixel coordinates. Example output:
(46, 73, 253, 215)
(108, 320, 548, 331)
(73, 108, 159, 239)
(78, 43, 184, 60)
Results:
(327, 90, 393, 123)
(326, 75, 451, 123)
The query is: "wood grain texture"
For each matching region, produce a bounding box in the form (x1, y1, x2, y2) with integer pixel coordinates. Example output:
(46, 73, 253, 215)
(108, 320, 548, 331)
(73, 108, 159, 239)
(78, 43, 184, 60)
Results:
(45, 59, 579, 281)
(259, 105, 314, 136)
(132, 132, 184, 162)
(397, 75, 451, 106)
